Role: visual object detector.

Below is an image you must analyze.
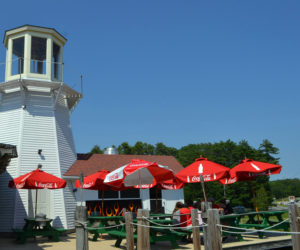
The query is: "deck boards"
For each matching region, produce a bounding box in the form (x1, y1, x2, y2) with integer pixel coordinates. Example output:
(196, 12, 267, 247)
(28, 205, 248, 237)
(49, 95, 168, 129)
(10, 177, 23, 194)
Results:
(0, 232, 292, 249)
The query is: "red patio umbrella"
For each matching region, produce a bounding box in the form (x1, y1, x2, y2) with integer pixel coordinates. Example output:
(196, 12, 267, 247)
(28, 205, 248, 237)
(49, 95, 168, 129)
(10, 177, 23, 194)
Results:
(75, 169, 127, 214)
(133, 176, 184, 213)
(103, 159, 174, 189)
(218, 158, 282, 212)
(9, 168, 66, 189)
(155, 176, 184, 190)
(75, 170, 110, 190)
(133, 176, 184, 190)
(176, 156, 230, 201)
(176, 156, 230, 183)
(9, 167, 66, 216)
(219, 158, 282, 184)
(231, 158, 281, 180)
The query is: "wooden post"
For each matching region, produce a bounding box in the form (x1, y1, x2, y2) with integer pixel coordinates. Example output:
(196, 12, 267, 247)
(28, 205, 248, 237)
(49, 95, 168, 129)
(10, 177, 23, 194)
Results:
(137, 209, 150, 250)
(125, 212, 134, 250)
(122, 207, 127, 217)
(75, 205, 89, 250)
(201, 202, 212, 249)
(288, 203, 300, 250)
(201, 202, 212, 219)
(191, 209, 201, 250)
(206, 209, 222, 250)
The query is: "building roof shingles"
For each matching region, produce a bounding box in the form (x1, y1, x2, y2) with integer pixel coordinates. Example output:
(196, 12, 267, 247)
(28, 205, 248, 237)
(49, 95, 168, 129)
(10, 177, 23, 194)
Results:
(64, 154, 184, 177)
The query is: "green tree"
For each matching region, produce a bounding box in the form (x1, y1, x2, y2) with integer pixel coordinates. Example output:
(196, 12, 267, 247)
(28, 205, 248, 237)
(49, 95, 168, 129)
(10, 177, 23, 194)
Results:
(90, 145, 103, 154)
(117, 142, 132, 155)
(155, 143, 178, 157)
(117, 141, 177, 156)
(131, 141, 153, 155)
(256, 186, 269, 210)
(270, 179, 300, 199)
(259, 139, 279, 163)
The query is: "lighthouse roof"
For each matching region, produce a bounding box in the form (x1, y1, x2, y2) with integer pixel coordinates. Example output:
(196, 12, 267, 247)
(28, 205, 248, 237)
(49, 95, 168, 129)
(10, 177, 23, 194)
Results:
(3, 24, 67, 47)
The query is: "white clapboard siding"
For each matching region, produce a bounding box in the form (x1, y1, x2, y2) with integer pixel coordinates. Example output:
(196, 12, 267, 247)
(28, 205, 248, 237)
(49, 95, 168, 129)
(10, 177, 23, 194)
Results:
(13, 91, 61, 229)
(0, 92, 22, 232)
(53, 96, 77, 228)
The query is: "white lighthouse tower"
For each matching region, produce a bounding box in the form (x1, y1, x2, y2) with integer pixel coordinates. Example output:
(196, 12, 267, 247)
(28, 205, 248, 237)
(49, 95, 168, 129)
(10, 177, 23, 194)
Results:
(0, 25, 81, 231)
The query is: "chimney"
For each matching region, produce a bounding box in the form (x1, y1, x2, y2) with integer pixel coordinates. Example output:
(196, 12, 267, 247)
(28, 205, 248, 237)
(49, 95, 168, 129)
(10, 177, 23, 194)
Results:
(104, 147, 119, 155)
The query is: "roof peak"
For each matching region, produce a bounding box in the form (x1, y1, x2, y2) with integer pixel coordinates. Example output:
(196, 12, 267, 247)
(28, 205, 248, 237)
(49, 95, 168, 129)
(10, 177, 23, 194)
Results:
(3, 24, 67, 46)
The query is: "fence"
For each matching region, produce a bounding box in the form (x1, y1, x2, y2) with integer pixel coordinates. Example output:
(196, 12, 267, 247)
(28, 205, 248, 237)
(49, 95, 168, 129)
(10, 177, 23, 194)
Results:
(75, 203, 300, 250)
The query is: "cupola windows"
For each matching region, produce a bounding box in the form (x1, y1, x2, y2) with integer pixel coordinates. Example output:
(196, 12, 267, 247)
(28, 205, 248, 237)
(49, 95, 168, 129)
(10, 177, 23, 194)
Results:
(12, 37, 24, 75)
(4, 26, 65, 82)
(30, 37, 47, 75)
(52, 42, 61, 80)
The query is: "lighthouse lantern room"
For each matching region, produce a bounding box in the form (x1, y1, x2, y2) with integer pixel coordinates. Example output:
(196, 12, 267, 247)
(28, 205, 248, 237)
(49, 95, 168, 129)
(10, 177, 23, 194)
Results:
(0, 25, 82, 232)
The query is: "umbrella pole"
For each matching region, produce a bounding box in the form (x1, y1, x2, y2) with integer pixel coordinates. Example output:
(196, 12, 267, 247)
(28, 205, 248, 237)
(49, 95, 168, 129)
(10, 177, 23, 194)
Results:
(102, 190, 104, 215)
(101, 190, 104, 239)
(139, 170, 142, 210)
(250, 181, 260, 223)
(155, 188, 158, 214)
(35, 189, 38, 217)
(223, 184, 226, 198)
(200, 175, 207, 202)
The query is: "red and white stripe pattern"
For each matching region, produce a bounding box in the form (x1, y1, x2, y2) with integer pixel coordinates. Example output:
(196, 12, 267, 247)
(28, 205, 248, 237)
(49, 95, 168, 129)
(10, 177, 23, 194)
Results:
(104, 159, 174, 189)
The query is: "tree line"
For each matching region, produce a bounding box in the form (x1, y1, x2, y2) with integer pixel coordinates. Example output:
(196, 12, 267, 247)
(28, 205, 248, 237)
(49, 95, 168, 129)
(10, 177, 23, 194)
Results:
(90, 139, 281, 210)
(270, 179, 300, 199)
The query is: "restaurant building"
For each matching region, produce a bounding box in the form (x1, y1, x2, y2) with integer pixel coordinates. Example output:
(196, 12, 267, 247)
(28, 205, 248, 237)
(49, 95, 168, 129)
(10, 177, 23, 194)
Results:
(64, 152, 185, 216)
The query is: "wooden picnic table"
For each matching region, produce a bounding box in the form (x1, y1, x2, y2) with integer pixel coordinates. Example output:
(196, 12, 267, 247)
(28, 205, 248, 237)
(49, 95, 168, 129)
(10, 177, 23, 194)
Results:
(88, 216, 124, 226)
(245, 210, 286, 225)
(88, 216, 125, 241)
(108, 217, 189, 249)
(13, 218, 63, 244)
(150, 214, 173, 219)
(220, 214, 244, 241)
(220, 210, 289, 240)
(238, 210, 289, 238)
(133, 218, 173, 225)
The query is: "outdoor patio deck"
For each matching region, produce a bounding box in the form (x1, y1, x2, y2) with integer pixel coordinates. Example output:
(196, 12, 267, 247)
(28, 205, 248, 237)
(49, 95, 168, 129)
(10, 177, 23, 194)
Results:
(0, 232, 292, 250)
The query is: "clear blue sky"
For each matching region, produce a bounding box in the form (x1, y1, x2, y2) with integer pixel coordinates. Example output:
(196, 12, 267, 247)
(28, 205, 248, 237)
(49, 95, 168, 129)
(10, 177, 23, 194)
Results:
(0, 1, 299, 180)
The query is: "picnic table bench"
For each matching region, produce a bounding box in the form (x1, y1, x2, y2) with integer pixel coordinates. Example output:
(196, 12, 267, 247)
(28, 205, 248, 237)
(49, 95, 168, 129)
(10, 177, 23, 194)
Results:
(13, 218, 65, 244)
(107, 217, 190, 249)
(87, 216, 124, 241)
(220, 214, 244, 241)
(150, 214, 173, 219)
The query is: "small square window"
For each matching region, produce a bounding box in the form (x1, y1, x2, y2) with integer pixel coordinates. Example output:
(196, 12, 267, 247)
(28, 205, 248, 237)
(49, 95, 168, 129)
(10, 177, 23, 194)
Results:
(150, 187, 162, 199)
(99, 189, 118, 199)
(120, 189, 140, 198)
